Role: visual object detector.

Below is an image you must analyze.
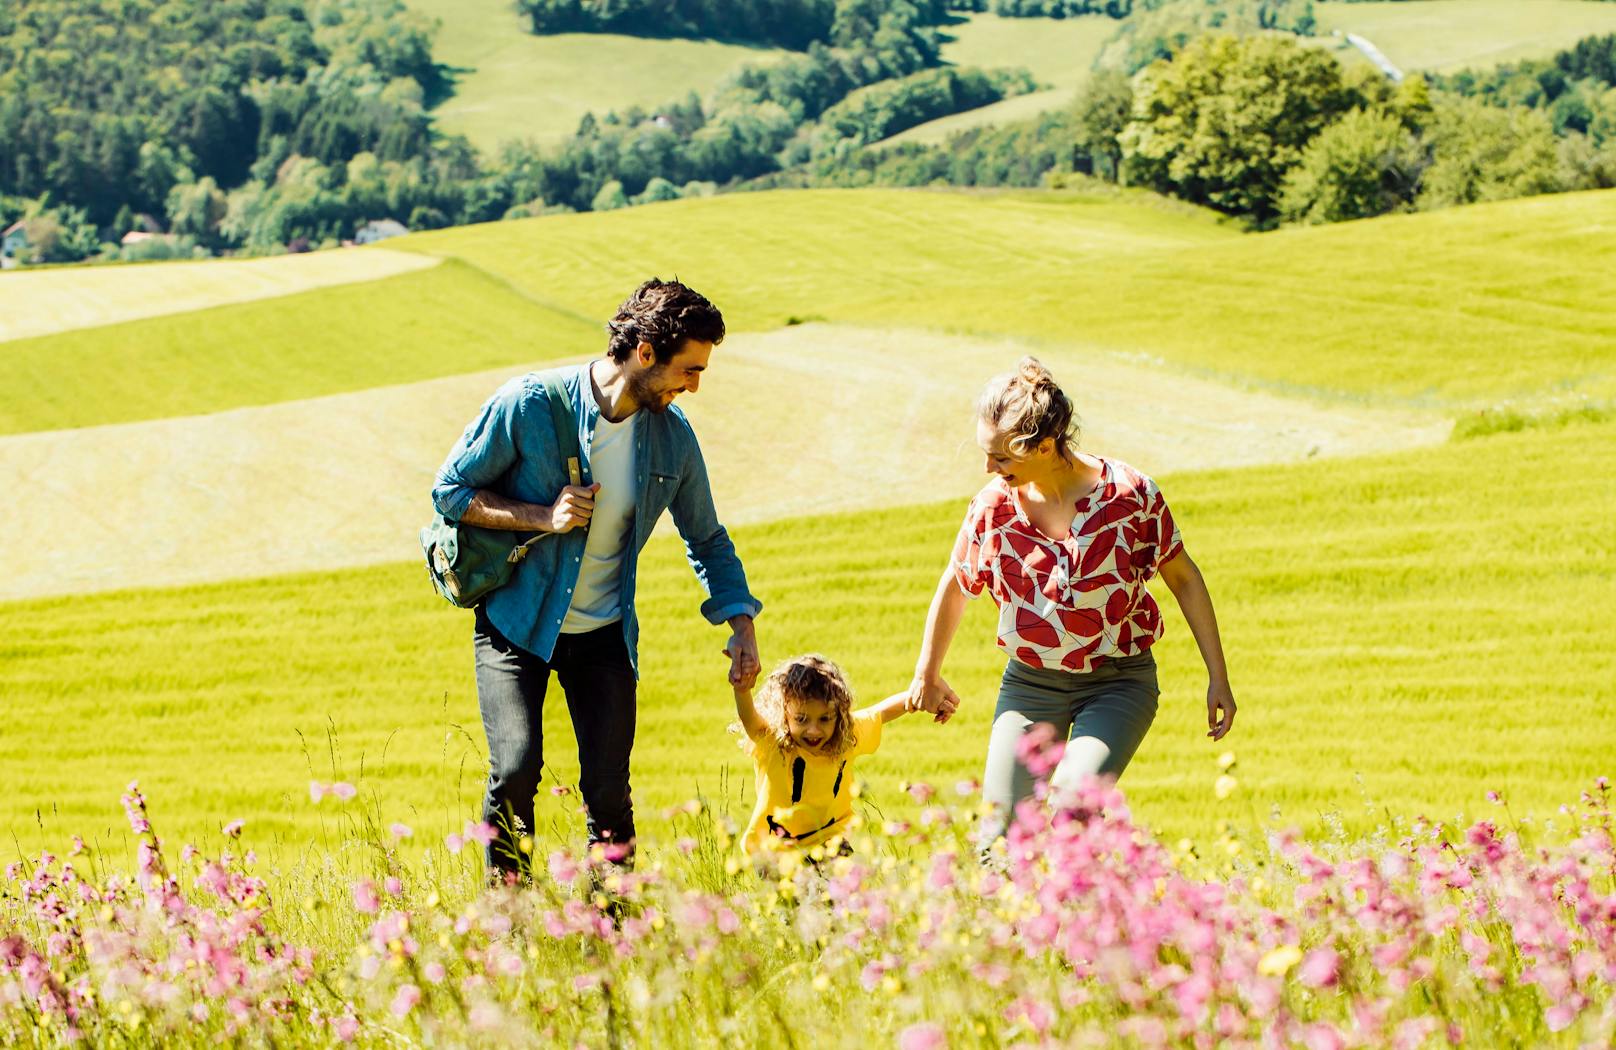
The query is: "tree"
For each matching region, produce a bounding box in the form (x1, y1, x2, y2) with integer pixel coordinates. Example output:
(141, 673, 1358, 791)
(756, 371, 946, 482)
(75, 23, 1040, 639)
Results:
(166, 177, 229, 244)
(1120, 34, 1364, 226)
(633, 177, 682, 204)
(1279, 108, 1422, 225)
(1417, 98, 1563, 210)
(591, 180, 629, 211)
(1073, 70, 1132, 180)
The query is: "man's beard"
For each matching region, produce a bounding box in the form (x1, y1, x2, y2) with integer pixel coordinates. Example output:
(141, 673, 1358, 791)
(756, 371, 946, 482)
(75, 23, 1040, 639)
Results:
(626, 365, 671, 414)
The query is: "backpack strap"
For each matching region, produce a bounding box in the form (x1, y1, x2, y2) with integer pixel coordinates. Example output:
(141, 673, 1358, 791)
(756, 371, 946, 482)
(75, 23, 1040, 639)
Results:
(541, 370, 585, 482)
(505, 369, 588, 556)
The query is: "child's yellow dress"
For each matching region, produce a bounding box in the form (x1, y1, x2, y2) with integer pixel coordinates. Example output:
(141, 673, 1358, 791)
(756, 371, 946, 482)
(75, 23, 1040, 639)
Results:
(742, 709, 884, 858)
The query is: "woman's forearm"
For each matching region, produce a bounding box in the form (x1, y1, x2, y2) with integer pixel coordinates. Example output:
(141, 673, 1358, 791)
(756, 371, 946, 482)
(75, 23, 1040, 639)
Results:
(1166, 557, 1229, 684)
(916, 568, 968, 682)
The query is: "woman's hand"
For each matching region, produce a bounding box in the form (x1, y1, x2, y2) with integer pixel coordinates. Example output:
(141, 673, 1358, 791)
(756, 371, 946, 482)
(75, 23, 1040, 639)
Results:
(907, 675, 961, 724)
(1207, 678, 1236, 741)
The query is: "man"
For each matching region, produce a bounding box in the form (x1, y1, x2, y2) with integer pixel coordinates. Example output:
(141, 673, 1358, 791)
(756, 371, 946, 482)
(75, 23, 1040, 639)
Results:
(431, 278, 762, 881)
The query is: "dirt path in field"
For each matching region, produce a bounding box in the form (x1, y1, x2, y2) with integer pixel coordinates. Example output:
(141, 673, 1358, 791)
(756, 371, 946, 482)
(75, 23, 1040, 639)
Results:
(0, 249, 439, 343)
(0, 324, 1450, 601)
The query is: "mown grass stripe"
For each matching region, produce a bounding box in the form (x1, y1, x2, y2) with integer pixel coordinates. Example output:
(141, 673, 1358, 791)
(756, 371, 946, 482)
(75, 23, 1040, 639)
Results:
(0, 259, 600, 435)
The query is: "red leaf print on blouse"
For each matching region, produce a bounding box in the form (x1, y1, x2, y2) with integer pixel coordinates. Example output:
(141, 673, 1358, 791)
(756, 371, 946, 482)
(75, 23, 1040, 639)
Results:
(1077, 500, 1134, 538)
(1016, 606, 1062, 648)
(1079, 528, 1118, 577)
(1105, 587, 1132, 625)
(1004, 529, 1040, 560)
(1057, 606, 1103, 639)
(1016, 646, 1046, 668)
(1059, 636, 1105, 669)
(1001, 556, 1031, 593)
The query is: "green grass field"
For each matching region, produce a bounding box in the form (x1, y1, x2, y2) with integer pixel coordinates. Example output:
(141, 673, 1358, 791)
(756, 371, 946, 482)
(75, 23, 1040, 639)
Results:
(406, 188, 1616, 408)
(407, 0, 789, 153)
(0, 259, 598, 435)
(5, 418, 1611, 863)
(0, 249, 436, 344)
(1314, 0, 1616, 74)
(883, 13, 1116, 146)
(7, 186, 1613, 436)
(0, 190, 1230, 434)
(4, 185, 1613, 881)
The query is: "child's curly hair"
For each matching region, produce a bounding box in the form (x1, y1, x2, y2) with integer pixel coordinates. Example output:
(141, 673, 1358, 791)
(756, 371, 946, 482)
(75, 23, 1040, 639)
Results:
(751, 655, 859, 758)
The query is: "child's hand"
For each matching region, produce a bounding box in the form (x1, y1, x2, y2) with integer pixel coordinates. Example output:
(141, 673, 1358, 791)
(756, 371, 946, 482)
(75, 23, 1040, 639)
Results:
(721, 627, 761, 690)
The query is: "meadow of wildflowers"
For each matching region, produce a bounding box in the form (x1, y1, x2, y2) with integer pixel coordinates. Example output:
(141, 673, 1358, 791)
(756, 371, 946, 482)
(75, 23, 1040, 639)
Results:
(4, 738, 1612, 1049)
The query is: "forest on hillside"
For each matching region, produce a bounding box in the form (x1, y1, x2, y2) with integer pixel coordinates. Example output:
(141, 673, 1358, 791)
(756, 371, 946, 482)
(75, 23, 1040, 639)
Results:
(3, 0, 1615, 264)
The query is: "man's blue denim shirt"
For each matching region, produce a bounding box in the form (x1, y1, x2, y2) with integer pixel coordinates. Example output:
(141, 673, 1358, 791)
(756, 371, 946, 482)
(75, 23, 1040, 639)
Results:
(432, 363, 760, 675)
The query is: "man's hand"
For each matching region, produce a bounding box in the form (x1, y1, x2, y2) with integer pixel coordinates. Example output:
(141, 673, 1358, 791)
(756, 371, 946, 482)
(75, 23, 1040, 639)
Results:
(1207, 678, 1236, 741)
(546, 484, 599, 533)
(907, 675, 961, 724)
(721, 615, 760, 690)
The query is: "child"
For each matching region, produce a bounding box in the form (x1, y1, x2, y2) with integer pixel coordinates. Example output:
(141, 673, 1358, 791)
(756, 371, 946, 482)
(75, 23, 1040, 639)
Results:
(731, 655, 920, 862)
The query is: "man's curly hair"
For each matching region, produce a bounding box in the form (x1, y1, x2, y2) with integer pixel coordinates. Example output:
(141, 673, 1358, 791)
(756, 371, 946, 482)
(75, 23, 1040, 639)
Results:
(605, 278, 725, 364)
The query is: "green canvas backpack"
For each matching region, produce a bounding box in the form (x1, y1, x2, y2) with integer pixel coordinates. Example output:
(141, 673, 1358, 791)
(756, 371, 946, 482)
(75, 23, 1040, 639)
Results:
(421, 372, 584, 608)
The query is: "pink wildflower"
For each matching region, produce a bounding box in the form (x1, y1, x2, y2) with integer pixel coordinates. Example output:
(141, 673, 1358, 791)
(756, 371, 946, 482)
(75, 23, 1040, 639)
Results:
(332, 782, 357, 801)
(389, 984, 421, 1018)
(1298, 947, 1341, 989)
(1004, 997, 1052, 1037)
(548, 851, 580, 885)
(1014, 723, 1064, 778)
(389, 822, 413, 840)
(464, 821, 498, 847)
(898, 1023, 947, 1050)
(309, 781, 328, 803)
(222, 820, 244, 838)
(385, 876, 403, 897)
(1545, 1002, 1578, 1032)
(445, 833, 465, 855)
(1303, 1023, 1346, 1050)
(352, 880, 380, 914)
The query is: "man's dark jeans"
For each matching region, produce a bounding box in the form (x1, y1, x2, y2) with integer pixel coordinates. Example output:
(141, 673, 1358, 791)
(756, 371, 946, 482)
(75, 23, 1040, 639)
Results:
(473, 606, 636, 881)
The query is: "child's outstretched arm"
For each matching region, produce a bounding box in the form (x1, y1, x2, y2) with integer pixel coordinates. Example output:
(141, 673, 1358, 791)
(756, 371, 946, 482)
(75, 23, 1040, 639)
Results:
(733, 683, 768, 742)
(859, 692, 914, 725)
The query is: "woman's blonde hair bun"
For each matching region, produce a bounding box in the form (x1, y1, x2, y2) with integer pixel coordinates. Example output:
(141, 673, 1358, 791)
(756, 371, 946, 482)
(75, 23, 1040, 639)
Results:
(978, 355, 1080, 461)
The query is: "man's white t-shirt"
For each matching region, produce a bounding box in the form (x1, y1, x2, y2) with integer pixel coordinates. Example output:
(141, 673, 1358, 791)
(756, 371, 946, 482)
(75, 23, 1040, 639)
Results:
(560, 411, 638, 633)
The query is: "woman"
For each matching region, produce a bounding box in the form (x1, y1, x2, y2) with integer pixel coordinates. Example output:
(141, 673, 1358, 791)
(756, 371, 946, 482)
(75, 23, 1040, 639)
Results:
(909, 357, 1236, 844)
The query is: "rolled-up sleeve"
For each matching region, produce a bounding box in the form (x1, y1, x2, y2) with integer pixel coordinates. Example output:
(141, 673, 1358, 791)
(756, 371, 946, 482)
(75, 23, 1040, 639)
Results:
(431, 378, 526, 523)
(1138, 474, 1183, 580)
(668, 429, 761, 625)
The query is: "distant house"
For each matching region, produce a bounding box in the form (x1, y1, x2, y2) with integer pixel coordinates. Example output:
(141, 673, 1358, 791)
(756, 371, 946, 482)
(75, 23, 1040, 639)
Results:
(119, 230, 176, 248)
(2, 220, 29, 265)
(354, 219, 408, 245)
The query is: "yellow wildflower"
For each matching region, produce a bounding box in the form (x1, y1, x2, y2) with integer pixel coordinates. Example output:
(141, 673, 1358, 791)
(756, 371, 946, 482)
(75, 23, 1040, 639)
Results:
(1258, 945, 1303, 976)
